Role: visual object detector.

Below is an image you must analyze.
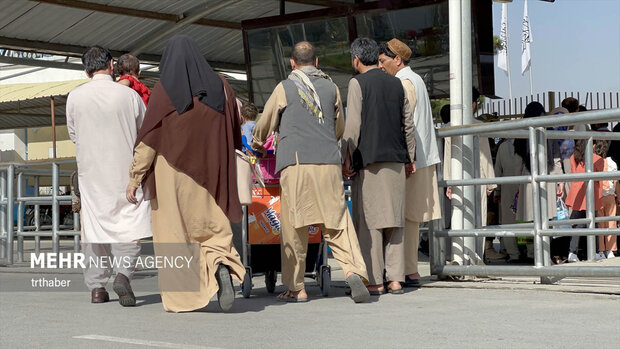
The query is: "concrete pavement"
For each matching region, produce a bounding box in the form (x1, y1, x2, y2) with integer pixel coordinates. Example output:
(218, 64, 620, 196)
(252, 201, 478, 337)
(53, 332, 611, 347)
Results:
(1, 254, 619, 349)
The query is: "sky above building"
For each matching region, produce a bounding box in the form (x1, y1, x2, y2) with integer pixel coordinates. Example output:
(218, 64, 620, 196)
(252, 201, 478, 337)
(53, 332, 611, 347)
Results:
(492, 0, 620, 103)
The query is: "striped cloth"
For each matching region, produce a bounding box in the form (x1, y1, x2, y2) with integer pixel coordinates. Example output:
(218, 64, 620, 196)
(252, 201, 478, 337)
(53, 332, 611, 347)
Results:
(288, 68, 332, 124)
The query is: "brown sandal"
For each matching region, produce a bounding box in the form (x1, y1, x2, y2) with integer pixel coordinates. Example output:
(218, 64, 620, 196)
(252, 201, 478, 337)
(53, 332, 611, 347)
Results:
(277, 290, 308, 303)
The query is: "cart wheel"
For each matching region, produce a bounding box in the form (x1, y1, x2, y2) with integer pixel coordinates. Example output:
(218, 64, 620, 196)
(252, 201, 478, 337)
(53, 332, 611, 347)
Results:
(320, 265, 330, 297)
(265, 270, 277, 294)
(241, 268, 252, 298)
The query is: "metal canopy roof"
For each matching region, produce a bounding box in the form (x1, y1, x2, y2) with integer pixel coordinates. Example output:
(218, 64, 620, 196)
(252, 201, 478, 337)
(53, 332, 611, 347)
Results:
(0, 0, 356, 72)
(1, 0, 342, 129)
(0, 75, 249, 130)
(0, 79, 87, 103)
(0, 79, 87, 129)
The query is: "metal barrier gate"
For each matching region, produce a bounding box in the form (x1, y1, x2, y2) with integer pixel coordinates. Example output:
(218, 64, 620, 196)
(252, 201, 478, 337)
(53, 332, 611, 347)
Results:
(1, 110, 618, 285)
(0, 159, 80, 265)
(431, 109, 620, 281)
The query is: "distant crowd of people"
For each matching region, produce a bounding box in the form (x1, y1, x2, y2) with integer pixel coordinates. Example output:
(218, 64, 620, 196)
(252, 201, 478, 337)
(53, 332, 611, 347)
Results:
(486, 98, 619, 264)
(438, 95, 618, 264)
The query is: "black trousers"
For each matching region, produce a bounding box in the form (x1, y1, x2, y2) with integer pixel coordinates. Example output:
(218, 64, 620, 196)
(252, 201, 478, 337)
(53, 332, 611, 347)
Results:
(569, 210, 587, 254)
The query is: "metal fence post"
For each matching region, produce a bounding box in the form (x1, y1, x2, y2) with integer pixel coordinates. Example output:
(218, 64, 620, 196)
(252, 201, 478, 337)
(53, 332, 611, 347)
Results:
(74, 211, 80, 253)
(473, 136, 483, 259)
(528, 128, 543, 268)
(461, 0, 477, 265)
(6, 164, 14, 264)
(585, 137, 596, 261)
(241, 205, 248, 267)
(17, 172, 24, 262)
(428, 220, 435, 272)
(34, 175, 40, 254)
(536, 128, 549, 267)
(433, 169, 448, 279)
(537, 128, 552, 269)
(52, 162, 59, 255)
(449, 0, 464, 265)
(0, 169, 6, 260)
(438, 221, 447, 275)
(435, 160, 447, 272)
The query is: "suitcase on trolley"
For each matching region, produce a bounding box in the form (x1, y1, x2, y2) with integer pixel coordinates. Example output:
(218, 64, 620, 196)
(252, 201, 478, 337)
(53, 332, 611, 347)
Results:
(239, 185, 331, 298)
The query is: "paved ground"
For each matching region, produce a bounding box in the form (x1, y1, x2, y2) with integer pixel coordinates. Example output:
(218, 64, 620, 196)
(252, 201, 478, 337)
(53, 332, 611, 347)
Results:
(1, 251, 619, 349)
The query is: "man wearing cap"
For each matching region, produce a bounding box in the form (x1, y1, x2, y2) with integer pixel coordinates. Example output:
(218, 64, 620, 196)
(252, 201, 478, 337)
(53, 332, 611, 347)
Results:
(342, 37, 416, 295)
(378, 38, 442, 287)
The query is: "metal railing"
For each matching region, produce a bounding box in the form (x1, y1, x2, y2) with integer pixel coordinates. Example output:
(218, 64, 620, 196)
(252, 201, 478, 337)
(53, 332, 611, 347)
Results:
(1, 109, 618, 284)
(480, 91, 620, 118)
(431, 108, 620, 281)
(0, 159, 80, 265)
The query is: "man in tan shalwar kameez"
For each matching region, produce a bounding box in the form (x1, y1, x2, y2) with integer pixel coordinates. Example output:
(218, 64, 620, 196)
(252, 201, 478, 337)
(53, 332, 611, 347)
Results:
(126, 35, 245, 313)
(252, 41, 370, 303)
(378, 39, 442, 287)
(343, 38, 416, 295)
(66, 46, 152, 306)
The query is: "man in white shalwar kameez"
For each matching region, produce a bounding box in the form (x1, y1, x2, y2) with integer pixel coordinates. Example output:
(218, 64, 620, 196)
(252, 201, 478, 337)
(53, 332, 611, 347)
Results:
(66, 46, 152, 306)
(378, 39, 442, 287)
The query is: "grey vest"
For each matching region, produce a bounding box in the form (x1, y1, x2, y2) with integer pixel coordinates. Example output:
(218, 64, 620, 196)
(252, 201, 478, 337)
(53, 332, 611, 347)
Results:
(275, 74, 340, 173)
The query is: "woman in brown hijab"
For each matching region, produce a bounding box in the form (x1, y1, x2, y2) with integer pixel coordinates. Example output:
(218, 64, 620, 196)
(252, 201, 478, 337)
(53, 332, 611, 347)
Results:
(126, 35, 245, 312)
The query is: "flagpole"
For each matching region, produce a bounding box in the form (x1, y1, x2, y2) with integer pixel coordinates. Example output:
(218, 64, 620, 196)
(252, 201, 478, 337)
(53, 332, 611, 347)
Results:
(506, 4, 513, 100)
(522, 0, 533, 96)
(529, 63, 533, 96)
(500, 3, 513, 100)
(507, 63, 513, 101)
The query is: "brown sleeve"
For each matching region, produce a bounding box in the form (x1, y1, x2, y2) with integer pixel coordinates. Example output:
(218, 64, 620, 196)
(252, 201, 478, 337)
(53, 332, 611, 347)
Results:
(222, 77, 242, 151)
(128, 142, 156, 188)
(252, 82, 286, 150)
(135, 82, 176, 148)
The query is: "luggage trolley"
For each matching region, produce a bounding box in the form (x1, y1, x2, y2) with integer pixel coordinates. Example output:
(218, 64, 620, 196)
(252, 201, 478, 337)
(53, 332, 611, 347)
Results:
(239, 141, 331, 298)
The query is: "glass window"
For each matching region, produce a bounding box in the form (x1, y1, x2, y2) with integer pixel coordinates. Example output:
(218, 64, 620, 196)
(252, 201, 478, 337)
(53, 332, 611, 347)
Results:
(247, 17, 351, 107)
(245, 3, 488, 107)
(356, 3, 479, 98)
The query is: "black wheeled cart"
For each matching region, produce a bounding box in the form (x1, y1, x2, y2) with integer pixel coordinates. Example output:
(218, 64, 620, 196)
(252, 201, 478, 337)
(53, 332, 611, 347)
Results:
(239, 182, 331, 298)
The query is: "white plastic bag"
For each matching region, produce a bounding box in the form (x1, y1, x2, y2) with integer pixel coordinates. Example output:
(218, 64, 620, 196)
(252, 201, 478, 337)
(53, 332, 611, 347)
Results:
(553, 198, 571, 232)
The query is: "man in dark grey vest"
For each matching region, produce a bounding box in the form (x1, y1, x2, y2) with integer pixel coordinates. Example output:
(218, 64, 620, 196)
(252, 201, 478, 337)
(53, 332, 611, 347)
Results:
(252, 41, 369, 303)
(342, 37, 416, 295)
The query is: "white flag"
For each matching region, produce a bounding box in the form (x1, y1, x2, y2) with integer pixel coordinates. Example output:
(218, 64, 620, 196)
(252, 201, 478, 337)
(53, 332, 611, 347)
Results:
(498, 3, 509, 73)
(521, 0, 533, 75)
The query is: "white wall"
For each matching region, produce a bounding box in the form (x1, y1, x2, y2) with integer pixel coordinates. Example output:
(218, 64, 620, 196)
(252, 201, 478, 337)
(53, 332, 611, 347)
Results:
(0, 129, 26, 161)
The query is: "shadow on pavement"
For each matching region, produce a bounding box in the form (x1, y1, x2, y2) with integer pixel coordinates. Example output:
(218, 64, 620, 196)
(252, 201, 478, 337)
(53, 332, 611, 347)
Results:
(135, 293, 162, 306)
